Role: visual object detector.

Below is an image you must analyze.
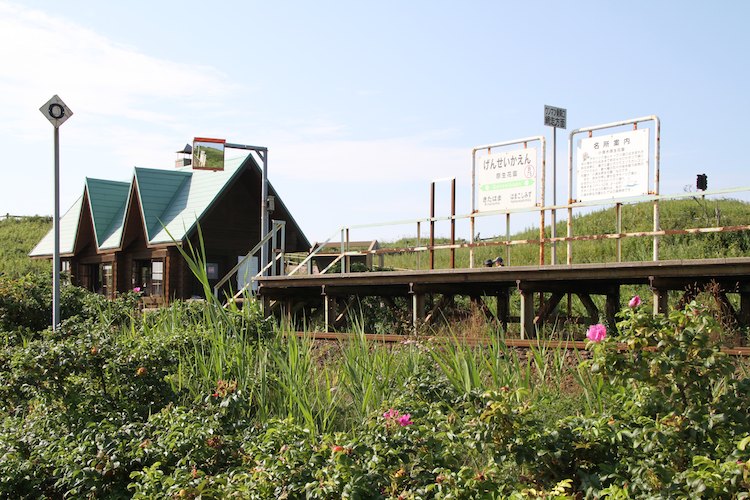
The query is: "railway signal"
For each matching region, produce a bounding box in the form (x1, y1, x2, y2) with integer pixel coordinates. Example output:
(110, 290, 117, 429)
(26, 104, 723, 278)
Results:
(697, 173, 708, 191)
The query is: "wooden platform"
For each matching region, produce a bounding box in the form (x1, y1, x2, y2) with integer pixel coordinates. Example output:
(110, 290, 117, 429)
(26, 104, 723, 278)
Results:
(257, 258, 750, 338)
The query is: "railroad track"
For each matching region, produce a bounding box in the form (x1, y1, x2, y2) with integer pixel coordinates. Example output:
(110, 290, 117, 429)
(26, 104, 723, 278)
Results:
(298, 331, 750, 356)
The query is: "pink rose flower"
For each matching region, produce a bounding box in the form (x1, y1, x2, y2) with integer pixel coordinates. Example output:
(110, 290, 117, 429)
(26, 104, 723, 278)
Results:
(397, 413, 413, 426)
(133, 286, 142, 293)
(628, 295, 641, 308)
(586, 323, 607, 342)
(383, 408, 399, 420)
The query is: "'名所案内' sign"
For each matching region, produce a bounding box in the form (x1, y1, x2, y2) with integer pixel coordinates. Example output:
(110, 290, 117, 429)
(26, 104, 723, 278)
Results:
(576, 129, 649, 202)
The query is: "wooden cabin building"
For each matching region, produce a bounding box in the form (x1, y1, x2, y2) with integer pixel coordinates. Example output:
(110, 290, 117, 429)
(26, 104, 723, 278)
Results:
(30, 154, 310, 302)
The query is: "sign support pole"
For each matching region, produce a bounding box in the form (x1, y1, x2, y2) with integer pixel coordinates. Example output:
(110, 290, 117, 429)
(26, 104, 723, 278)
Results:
(224, 142, 270, 276)
(40, 95, 72, 332)
(53, 127, 60, 329)
(260, 149, 268, 276)
(544, 105, 567, 266)
(551, 126, 557, 265)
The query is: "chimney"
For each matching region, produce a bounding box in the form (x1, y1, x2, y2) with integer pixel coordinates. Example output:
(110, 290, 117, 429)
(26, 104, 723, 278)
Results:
(175, 144, 192, 168)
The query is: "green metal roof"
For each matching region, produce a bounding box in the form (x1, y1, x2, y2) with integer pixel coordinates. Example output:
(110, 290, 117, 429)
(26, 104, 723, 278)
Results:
(29, 195, 83, 257)
(149, 156, 246, 244)
(134, 167, 192, 241)
(30, 153, 311, 257)
(32, 159, 245, 255)
(85, 178, 130, 248)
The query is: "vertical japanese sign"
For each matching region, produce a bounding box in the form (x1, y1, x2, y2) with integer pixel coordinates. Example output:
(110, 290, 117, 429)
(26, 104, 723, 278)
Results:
(477, 148, 537, 212)
(576, 129, 649, 201)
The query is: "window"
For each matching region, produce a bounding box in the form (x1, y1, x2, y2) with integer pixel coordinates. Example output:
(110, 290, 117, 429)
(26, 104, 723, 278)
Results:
(81, 263, 113, 297)
(61, 260, 71, 283)
(206, 262, 219, 280)
(131, 259, 165, 297)
(101, 264, 113, 298)
(151, 260, 164, 296)
(133, 260, 150, 293)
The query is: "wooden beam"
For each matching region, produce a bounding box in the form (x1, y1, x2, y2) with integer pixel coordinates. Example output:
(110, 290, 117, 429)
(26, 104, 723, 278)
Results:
(324, 294, 336, 332)
(335, 296, 358, 328)
(605, 289, 620, 333)
(496, 289, 510, 332)
(424, 294, 454, 324)
(262, 294, 272, 319)
(534, 292, 564, 328)
(412, 292, 425, 334)
(577, 293, 600, 325)
(520, 289, 535, 339)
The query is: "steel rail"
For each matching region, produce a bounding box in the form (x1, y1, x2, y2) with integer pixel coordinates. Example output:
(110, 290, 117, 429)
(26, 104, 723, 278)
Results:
(295, 331, 750, 356)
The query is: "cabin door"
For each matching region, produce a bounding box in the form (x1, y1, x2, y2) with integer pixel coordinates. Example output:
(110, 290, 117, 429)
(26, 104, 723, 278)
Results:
(237, 256, 259, 293)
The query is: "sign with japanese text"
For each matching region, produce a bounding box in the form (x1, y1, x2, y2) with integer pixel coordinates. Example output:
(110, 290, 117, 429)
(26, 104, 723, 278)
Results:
(576, 129, 649, 202)
(544, 105, 566, 129)
(477, 148, 537, 212)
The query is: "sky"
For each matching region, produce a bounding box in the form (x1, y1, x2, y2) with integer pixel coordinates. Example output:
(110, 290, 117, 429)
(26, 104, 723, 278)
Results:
(1, 1, 749, 244)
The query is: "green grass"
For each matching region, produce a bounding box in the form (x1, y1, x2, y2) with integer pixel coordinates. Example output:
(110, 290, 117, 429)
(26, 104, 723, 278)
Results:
(0, 216, 52, 278)
(377, 198, 750, 270)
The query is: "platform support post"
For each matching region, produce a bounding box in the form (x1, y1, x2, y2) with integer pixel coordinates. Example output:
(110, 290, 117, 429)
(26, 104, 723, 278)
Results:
(519, 285, 535, 339)
(605, 289, 620, 334)
(324, 293, 337, 333)
(653, 290, 668, 315)
(496, 289, 510, 332)
(410, 283, 425, 335)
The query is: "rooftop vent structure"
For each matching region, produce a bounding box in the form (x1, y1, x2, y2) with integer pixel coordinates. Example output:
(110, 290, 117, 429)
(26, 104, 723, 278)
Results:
(175, 144, 192, 168)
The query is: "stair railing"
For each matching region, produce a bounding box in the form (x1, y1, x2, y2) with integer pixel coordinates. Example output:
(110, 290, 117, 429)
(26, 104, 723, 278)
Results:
(213, 220, 286, 299)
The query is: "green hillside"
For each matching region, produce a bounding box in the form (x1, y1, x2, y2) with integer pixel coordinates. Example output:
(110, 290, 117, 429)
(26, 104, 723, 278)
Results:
(380, 198, 750, 269)
(3, 198, 749, 278)
(0, 216, 52, 278)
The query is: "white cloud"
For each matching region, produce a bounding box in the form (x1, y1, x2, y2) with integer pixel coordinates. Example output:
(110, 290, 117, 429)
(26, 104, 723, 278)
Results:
(0, 2, 238, 139)
(0, 1, 476, 242)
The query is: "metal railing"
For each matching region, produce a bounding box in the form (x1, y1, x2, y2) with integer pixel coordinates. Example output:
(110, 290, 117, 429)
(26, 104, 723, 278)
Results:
(213, 220, 286, 299)
(287, 186, 750, 276)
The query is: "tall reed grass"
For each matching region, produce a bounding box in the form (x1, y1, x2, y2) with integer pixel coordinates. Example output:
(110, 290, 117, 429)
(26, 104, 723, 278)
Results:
(140, 224, 611, 433)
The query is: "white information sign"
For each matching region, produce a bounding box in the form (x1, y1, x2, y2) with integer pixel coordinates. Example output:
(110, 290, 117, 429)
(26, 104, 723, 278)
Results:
(576, 129, 649, 202)
(477, 147, 537, 212)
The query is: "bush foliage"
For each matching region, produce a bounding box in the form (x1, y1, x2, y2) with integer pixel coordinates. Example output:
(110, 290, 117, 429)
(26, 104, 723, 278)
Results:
(1, 286, 749, 497)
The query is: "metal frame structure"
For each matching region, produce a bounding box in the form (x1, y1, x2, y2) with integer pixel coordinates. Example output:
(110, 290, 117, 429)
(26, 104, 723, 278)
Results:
(224, 142, 270, 275)
(470, 136, 546, 268)
(287, 183, 750, 279)
(430, 177, 456, 269)
(566, 116, 660, 264)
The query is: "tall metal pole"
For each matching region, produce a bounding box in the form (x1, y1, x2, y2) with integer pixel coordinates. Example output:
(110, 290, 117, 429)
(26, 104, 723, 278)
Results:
(53, 127, 60, 330)
(260, 150, 268, 275)
(551, 127, 557, 265)
(450, 178, 456, 269)
(470, 150, 476, 268)
(41, 95, 72, 331)
(429, 181, 435, 270)
(224, 142, 269, 277)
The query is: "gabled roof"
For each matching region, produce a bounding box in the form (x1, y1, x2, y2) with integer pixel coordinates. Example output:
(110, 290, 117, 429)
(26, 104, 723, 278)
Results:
(30, 154, 310, 258)
(86, 178, 130, 248)
(134, 167, 192, 241)
(148, 157, 247, 245)
(29, 195, 83, 257)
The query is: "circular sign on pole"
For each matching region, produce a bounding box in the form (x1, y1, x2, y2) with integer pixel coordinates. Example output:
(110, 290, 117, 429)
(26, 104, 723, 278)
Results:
(39, 94, 73, 331)
(40, 95, 73, 128)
